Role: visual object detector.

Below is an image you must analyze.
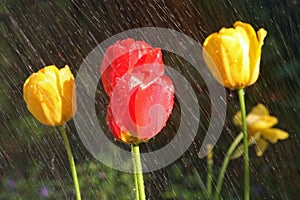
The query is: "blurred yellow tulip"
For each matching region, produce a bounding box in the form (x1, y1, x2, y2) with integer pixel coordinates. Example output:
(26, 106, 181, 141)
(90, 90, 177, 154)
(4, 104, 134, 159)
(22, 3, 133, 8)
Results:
(23, 65, 76, 126)
(203, 21, 267, 89)
(233, 104, 289, 156)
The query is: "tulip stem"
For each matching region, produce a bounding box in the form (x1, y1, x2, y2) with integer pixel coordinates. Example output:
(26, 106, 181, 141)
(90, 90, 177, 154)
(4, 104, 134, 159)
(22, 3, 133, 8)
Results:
(206, 144, 214, 199)
(131, 144, 146, 200)
(237, 88, 250, 200)
(214, 132, 243, 200)
(59, 125, 81, 200)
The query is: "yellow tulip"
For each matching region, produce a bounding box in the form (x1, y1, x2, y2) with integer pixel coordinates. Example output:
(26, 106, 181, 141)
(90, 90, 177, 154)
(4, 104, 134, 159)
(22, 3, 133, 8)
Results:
(203, 21, 267, 89)
(23, 65, 76, 126)
(233, 104, 289, 156)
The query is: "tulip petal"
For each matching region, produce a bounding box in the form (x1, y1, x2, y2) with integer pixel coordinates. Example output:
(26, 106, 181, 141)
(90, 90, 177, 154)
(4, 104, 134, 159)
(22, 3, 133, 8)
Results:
(260, 128, 289, 143)
(135, 48, 163, 69)
(234, 22, 267, 86)
(254, 138, 269, 156)
(203, 32, 230, 86)
(249, 115, 278, 130)
(107, 75, 174, 143)
(249, 103, 269, 116)
(58, 65, 76, 122)
(100, 39, 162, 96)
(106, 106, 148, 144)
(24, 75, 49, 125)
(109, 67, 174, 141)
(257, 28, 268, 48)
(233, 25, 252, 86)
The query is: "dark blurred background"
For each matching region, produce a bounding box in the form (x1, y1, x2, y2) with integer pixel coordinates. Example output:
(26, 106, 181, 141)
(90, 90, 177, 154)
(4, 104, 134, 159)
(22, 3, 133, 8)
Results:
(0, 0, 299, 199)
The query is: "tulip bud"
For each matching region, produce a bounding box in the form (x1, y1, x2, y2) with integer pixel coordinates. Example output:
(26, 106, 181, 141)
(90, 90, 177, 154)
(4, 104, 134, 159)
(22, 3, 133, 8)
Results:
(203, 21, 267, 89)
(23, 65, 76, 126)
(101, 39, 174, 144)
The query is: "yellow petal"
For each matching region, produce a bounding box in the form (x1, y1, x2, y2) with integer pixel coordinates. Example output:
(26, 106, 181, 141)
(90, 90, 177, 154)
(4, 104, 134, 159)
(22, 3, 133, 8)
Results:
(234, 22, 267, 86)
(40, 65, 60, 85)
(231, 25, 251, 86)
(249, 132, 261, 145)
(249, 115, 278, 130)
(249, 103, 269, 116)
(233, 111, 242, 126)
(218, 27, 250, 88)
(58, 65, 77, 122)
(203, 32, 230, 87)
(23, 74, 49, 124)
(255, 138, 269, 156)
(260, 128, 289, 143)
(257, 28, 268, 50)
(246, 104, 278, 130)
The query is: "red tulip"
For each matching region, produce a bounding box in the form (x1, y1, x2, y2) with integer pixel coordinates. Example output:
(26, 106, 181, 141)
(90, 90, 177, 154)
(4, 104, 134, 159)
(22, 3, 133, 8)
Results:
(101, 39, 174, 144)
(107, 64, 174, 144)
(100, 38, 163, 97)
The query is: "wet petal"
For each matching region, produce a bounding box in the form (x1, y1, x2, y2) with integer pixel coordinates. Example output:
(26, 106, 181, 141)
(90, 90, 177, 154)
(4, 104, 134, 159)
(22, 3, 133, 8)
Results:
(261, 128, 289, 143)
(100, 39, 163, 96)
(234, 22, 267, 85)
(249, 115, 278, 130)
(58, 65, 76, 122)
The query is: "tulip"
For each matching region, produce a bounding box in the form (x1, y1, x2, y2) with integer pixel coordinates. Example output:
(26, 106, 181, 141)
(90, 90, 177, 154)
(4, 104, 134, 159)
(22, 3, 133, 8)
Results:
(233, 103, 289, 156)
(203, 22, 268, 199)
(101, 39, 174, 200)
(203, 21, 267, 89)
(23, 65, 81, 200)
(23, 65, 76, 126)
(101, 38, 174, 144)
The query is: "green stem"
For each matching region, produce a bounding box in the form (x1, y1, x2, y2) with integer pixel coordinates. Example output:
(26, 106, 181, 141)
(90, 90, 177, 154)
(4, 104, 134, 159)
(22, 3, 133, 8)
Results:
(59, 125, 81, 200)
(206, 144, 214, 199)
(214, 132, 243, 200)
(238, 88, 250, 200)
(131, 144, 146, 200)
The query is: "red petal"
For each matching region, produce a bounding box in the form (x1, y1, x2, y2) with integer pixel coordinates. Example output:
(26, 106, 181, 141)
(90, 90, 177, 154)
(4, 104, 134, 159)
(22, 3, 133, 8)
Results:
(100, 39, 162, 96)
(135, 48, 163, 67)
(129, 76, 174, 139)
(106, 105, 122, 140)
(110, 72, 174, 140)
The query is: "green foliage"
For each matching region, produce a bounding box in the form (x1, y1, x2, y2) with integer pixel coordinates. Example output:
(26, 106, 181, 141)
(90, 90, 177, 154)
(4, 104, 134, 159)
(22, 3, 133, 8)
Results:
(77, 161, 134, 200)
(163, 164, 209, 199)
(0, 163, 68, 200)
(0, 160, 135, 199)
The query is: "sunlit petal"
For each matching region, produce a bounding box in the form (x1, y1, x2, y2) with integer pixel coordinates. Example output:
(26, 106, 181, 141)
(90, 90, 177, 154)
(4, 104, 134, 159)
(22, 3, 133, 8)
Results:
(249, 115, 278, 130)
